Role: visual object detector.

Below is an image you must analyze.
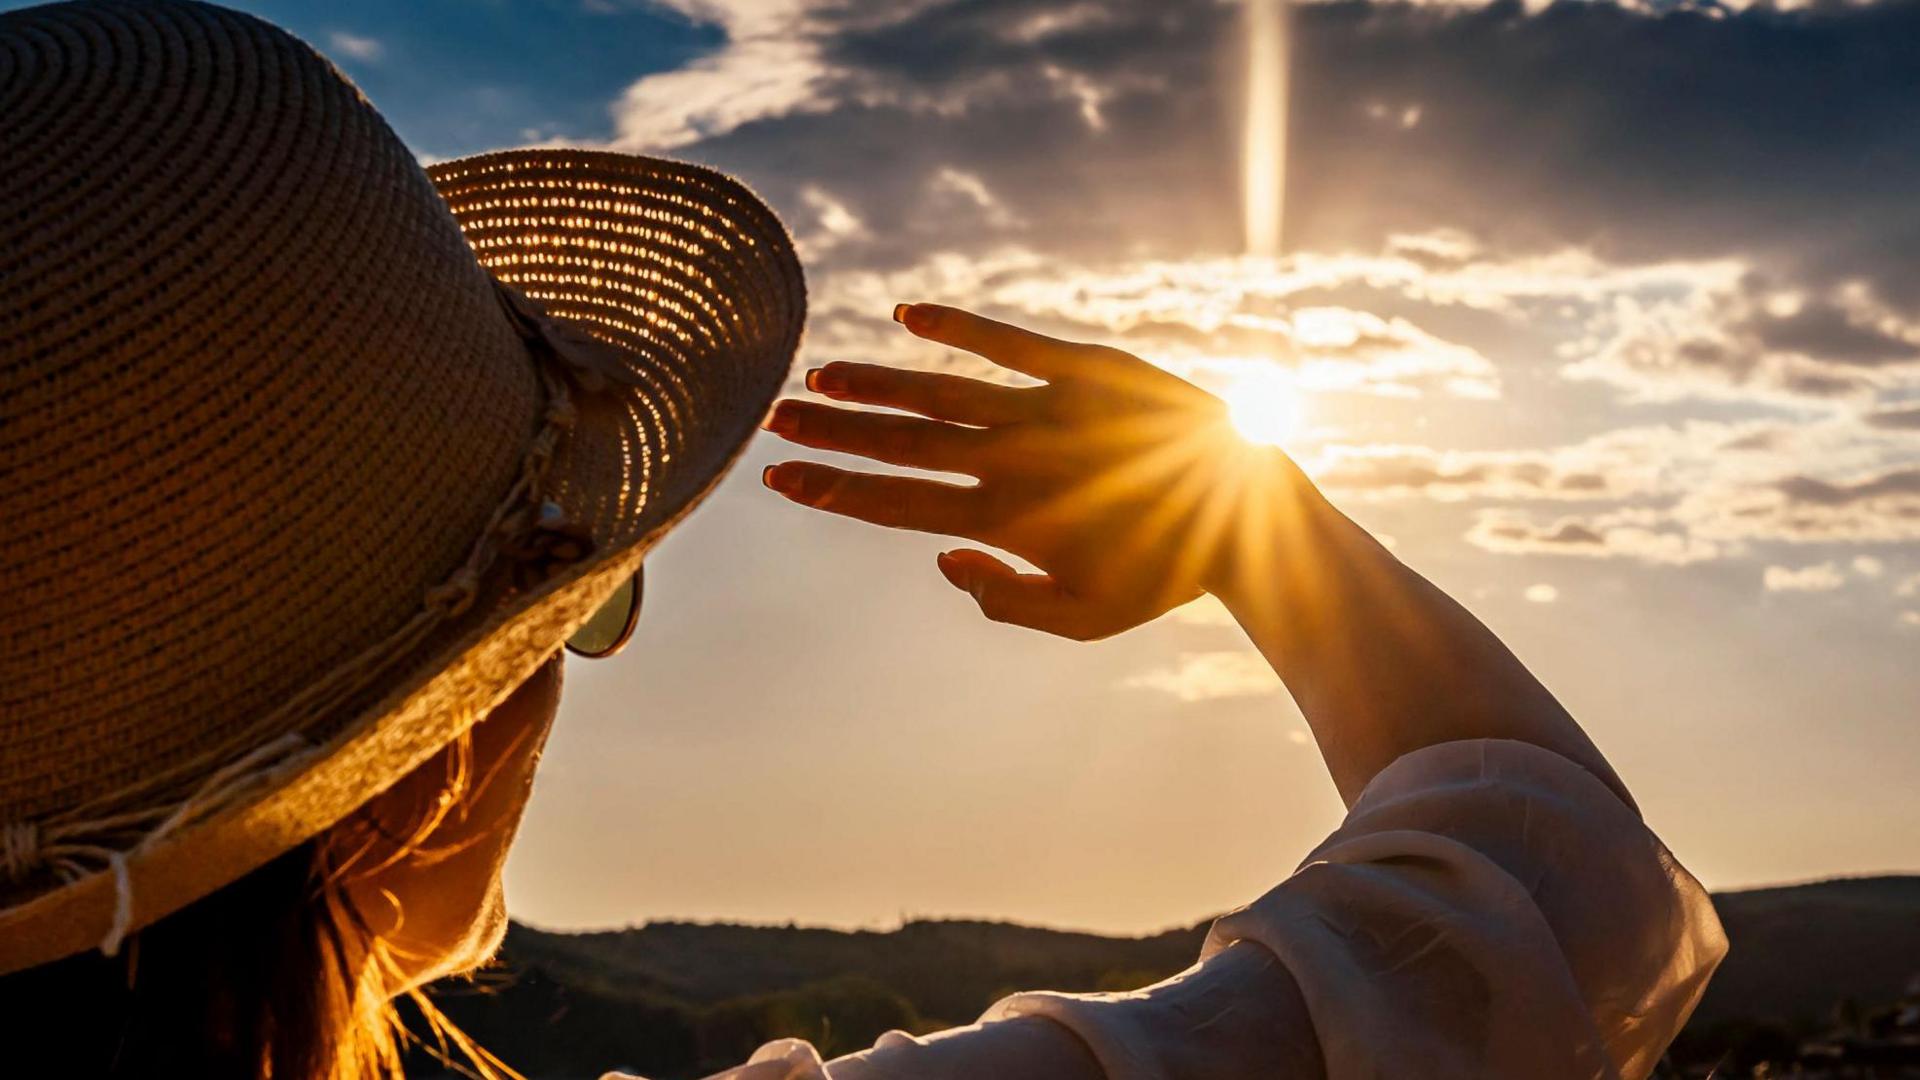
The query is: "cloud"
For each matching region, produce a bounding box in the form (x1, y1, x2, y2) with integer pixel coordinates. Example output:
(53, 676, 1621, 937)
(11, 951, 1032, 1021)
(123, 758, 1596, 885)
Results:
(1524, 583, 1559, 603)
(610, 1, 825, 149)
(795, 185, 869, 257)
(1445, 431, 1920, 567)
(1313, 445, 1604, 501)
(622, 0, 1920, 590)
(1307, 426, 1681, 502)
(1678, 466, 1920, 545)
(624, 0, 1920, 468)
(1453, 441, 1920, 565)
(1308, 419, 1838, 507)
(326, 30, 383, 63)
(1566, 277, 1920, 405)
(662, 0, 1920, 411)
(1864, 405, 1920, 431)
(1776, 469, 1920, 506)
(1467, 509, 1722, 565)
(1763, 562, 1846, 592)
(1122, 651, 1280, 702)
(693, 0, 1920, 303)
(799, 246, 1502, 397)
(928, 167, 1024, 230)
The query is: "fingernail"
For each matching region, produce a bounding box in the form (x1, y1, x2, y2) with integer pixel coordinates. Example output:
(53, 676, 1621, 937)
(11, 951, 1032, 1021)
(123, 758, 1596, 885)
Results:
(936, 552, 966, 589)
(892, 303, 911, 325)
(807, 366, 845, 394)
(763, 404, 799, 436)
(763, 464, 800, 496)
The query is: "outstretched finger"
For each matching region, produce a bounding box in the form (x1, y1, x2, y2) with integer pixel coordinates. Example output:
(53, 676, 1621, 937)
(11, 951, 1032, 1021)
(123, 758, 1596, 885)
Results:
(935, 549, 1117, 641)
(806, 362, 1034, 428)
(764, 400, 985, 475)
(764, 461, 980, 538)
(894, 303, 1083, 382)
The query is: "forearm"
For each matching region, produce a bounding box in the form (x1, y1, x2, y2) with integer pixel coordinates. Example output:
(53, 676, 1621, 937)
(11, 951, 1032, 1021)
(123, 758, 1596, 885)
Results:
(1204, 449, 1632, 810)
(826, 941, 1321, 1080)
(825, 1016, 1103, 1080)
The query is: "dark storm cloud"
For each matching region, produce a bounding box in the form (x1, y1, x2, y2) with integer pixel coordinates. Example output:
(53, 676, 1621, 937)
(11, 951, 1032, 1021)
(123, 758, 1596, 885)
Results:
(683, 0, 1920, 312)
(692, 0, 1243, 266)
(1280, 0, 1920, 300)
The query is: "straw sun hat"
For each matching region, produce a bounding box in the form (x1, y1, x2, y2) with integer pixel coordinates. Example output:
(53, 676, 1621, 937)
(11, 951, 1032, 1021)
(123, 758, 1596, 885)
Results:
(0, 0, 804, 973)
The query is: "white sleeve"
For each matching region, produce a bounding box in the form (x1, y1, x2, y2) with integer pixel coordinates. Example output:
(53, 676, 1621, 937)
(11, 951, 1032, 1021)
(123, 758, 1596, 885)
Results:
(1194, 738, 1727, 1080)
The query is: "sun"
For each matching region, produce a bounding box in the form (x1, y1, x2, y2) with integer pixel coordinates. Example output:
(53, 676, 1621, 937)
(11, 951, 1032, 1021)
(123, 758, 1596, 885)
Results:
(1222, 366, 1304, 447)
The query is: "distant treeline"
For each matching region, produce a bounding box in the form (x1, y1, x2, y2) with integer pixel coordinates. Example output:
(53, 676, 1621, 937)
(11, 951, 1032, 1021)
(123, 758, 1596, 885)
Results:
(409, 876, 1920, 1080)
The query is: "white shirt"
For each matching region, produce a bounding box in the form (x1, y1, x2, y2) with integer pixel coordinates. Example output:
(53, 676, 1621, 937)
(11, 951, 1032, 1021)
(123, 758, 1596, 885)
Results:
(609, 739, 1727, 1080)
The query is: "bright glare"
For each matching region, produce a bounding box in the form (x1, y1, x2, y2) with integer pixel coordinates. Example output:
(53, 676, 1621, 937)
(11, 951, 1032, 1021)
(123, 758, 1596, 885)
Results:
(1243, 0, 1289, 256)
(1223, 366, 1304, 447)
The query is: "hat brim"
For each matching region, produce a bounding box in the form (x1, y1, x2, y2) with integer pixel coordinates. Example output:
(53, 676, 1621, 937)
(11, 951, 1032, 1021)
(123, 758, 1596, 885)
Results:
(0, 149, 804, 973)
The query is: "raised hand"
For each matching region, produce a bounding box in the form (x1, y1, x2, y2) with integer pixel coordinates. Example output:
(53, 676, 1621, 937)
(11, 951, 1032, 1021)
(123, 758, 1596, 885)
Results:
(762, 303, 1636, 812)
(761, 303, 1250, 640)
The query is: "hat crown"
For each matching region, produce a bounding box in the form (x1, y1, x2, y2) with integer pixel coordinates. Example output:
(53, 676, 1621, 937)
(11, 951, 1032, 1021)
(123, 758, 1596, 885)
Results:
(0, 1, 539, 823)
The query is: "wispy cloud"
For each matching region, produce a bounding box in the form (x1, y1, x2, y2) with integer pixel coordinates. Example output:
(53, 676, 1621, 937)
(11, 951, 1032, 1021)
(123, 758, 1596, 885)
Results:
(1122, 651, 1280, 702)
(1307, 431, 1669, 503)
(1763, 562, 1846, 593)
(608, 0, 823, 149)
(805, 248, 1503, 399)
(1677, 466, 1920, 546)
(1467, 510, 1723, 566)
(326, 30, 383, 63)
(928, 168, 1023, 230)
(1864, 405, 1920, 431)
(794, 185, 867, 258)
(629, 0, 1920, 602)
(1565, 277, 1920, 406)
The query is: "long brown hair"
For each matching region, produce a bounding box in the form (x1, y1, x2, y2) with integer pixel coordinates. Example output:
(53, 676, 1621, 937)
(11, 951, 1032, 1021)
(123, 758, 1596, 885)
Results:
(0, 735, 512, 1080)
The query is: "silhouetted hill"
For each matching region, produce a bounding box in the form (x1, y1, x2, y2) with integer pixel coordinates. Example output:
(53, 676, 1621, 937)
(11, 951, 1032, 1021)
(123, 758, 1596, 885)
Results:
(1691, 876, 1920, 1030)
(508, 917, 1208, 1025)
(416, 875, 1920, 1079)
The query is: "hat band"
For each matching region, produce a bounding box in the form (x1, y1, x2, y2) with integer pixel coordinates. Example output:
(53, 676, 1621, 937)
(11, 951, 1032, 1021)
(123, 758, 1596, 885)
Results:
(0, 283, 625, 956)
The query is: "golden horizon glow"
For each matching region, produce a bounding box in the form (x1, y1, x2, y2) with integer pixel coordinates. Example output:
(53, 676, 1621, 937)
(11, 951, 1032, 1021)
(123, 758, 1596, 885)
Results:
(1243, 0, 1289, 256)
(1223, 365, 1305, 447)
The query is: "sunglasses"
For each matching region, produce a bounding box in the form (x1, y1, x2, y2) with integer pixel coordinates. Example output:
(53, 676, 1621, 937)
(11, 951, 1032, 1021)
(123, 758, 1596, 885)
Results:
(564, 567, 644, 659)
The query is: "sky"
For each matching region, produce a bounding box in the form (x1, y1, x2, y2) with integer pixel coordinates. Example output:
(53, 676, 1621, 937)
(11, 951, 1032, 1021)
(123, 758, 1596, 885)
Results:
(26, 0, 1920, 935)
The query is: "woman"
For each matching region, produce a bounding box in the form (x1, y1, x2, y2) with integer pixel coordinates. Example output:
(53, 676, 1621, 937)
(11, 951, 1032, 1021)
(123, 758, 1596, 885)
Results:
(0, 3, 1724, 1078)
(0, 1, 803, 1074)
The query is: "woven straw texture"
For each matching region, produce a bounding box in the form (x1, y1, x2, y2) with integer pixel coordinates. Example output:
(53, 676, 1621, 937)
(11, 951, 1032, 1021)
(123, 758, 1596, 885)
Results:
(0, 0, 803, 972)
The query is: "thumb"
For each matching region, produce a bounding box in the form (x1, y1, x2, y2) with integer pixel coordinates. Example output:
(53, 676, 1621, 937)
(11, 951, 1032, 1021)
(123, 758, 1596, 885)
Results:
(936, 549, 1106, 640)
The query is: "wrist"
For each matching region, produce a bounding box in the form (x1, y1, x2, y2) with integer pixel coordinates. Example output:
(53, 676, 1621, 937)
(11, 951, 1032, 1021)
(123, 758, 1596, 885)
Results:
(1198, 444, 1330, 604)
